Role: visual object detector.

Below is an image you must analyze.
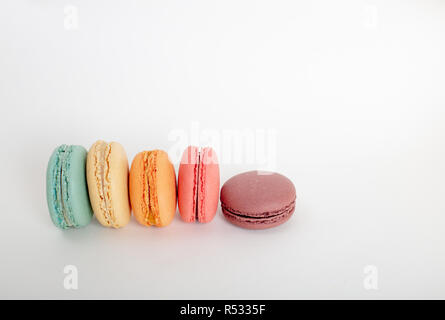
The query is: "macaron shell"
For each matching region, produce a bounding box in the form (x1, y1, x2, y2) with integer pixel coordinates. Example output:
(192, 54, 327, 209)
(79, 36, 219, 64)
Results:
(129, 151, 150, 227)
(153, 150, 177, 227)
(129, 150, 177, 227)
(178, 146, 199, 223)
(86, 140, 131, 228)
(46, 145, 93, 229)
(220, 171, 296, 216)
(197, 147, 220, 223)
(47, 146, 66, 228)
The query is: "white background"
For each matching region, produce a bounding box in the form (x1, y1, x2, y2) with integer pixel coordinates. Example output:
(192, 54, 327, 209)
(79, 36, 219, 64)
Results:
(1, 0, 444, 299)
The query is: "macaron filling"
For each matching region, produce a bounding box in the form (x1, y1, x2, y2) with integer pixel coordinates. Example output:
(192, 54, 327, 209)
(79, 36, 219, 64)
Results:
(143, 151, 160, 226)
(194, 151, 201, 222)
(59, 148, 74, 228)
(222, 200, 295, 229)
(221, 199, 296, 221)
(52, 145, 75, 228)
(192, 148, 210, 223)
(93, 142, 116, 227)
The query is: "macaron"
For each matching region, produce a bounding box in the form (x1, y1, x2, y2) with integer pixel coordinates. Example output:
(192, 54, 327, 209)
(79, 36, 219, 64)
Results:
(178, 146, 220, 223)
(86, 140, 131, 228)
(220, 171, 296, 229)
(46, 145, 93, 229)
(129, 150, 176, 227)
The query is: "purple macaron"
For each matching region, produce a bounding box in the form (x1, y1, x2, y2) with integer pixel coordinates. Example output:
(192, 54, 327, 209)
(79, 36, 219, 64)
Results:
(220, 171, 296, 229)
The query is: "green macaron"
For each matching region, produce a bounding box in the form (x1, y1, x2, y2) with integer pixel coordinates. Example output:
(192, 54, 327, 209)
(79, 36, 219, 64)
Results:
(46, 145, 93, 229)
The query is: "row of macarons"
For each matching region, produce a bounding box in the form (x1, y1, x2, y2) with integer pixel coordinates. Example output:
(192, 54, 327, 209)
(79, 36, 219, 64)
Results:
(46, 140, 297, 230)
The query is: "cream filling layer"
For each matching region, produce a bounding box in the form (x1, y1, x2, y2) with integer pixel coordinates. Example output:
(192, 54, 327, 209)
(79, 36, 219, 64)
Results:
(59, 146, 74, 228)
(94, 143, 115, 227)
(142, 151, 150, 224)
(194, 150, 201, 222)
(143, 151, 160, 226)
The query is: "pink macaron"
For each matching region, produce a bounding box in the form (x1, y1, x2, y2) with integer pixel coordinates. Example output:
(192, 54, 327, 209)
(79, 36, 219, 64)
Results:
(178, 146, 220, 223)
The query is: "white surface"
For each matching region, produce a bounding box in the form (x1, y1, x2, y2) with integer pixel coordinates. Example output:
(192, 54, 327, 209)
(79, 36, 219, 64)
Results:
(1, 0, 445, 299)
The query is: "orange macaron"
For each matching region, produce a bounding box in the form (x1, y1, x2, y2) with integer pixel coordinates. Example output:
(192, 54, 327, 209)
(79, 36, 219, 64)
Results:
(129, 150, 177, 227)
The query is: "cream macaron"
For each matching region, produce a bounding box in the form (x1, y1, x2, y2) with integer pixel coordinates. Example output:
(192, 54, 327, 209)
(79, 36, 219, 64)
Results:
(86, 140, 131, 228)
